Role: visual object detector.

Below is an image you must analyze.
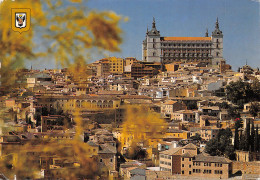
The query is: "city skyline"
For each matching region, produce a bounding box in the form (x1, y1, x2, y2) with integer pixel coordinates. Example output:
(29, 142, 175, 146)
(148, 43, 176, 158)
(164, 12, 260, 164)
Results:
(28, 0, 259, 71)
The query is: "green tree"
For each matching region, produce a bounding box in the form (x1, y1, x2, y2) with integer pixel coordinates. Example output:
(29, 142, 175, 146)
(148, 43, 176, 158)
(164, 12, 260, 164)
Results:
(234, 119, 242, 150)
(251, 78, 260, 101)
(226, 80, 254, 108)
(205, 128, 235, 160)
(228, 106, 240, 120)
(245, 121, 250, 151)
(249, 102, 259, 119)
(254, 125, 259, 152)
(191, 133, 202, 141)
(250, 122, 255, 152)
(239, 131, 246, 151)
(14, 113, 18, 124)
(186, 101, 198, 110)
(125, 146, 148, 160)
(0, 0, 124, 178)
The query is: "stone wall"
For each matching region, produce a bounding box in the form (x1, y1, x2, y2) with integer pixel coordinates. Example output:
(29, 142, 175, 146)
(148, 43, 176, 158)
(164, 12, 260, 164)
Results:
(232, 161, 260, 175)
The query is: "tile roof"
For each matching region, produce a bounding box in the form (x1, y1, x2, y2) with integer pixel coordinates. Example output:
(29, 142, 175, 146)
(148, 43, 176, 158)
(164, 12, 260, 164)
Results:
(162, 37, 212, 41)
(183, 143, 198, 150)
(159, 147, 182, 155)
(181, 151, 195, 158)
(194, 153, 232, 163)
(99, 144, 117, 154)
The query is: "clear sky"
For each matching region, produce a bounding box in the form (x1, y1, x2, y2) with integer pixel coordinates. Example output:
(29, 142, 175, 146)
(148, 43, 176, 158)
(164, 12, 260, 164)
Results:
(29, 0, 260, 70)
(86, 0, 260, 71)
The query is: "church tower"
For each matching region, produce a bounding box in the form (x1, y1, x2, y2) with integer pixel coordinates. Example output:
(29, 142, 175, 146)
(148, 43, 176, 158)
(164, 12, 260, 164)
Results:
(211, 18, 224, 66)
(142, 18, 161, 62)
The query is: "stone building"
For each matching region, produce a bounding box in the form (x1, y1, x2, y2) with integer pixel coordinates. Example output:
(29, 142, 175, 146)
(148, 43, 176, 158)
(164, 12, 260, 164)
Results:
(192, 153, 232, 179)
(159, 144, 232, 179)
(142, 18, 224, 66)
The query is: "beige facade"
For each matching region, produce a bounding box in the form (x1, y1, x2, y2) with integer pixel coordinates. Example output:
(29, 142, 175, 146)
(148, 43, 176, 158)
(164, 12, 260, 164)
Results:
(171, 110, 195, 122)
(160, 145, 232, 179)
(108, 57, 124, 74)
(200, 127, 219, 141)
(142, 18, 224, 66)
(161, 100, 187, 119)
(159, 143, 198, 174)
(192, 153, 232, 179)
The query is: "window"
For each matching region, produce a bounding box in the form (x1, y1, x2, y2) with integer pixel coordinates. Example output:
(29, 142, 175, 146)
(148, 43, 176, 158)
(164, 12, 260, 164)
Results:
(182, 171, 184, 174)
(100, 159, 102, 162)
(215, 170, 223, 174)
(110, 158, 113, 162)
(182, 164, 184, 167)
(189, 171, 191, 175)
(182, 157, 184, 161)
(189, 165, 191, 168)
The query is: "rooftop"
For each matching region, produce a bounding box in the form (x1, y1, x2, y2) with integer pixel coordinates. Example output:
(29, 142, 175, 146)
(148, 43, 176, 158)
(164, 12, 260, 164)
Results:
(193, 153, 232, 163)
(162, 37, 212, 41)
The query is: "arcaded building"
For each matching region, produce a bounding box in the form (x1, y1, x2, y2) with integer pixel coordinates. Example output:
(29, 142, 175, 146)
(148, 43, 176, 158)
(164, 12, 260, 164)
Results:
(142, 18, 224, 66)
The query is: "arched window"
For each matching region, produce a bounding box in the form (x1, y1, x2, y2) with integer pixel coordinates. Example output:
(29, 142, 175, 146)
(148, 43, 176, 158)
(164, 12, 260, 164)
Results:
(153, 52, 156, 56)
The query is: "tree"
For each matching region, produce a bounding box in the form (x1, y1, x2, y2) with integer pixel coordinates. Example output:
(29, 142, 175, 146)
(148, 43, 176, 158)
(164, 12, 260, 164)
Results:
(186, 101, 198, 110)
(254, 125, 259, 152)
(0, 0, 123, 94)
(245, 121, 250, 151)
(250, 122, 255, 152)
(0, 0, 124, 178)
(14, 113, 18, 124)
(205, 128, 235, 160)
(125, 145, 148, 160)
(249, 102, 259, 119)
(228, 106, 240, 120)
(251, 78, 260, 101)
(191, 133, 202, 141)
(234, 119, 242, 150)
(226, 80, 254, 108)
(239, 131, 246, 151)
(120, 105, 166, 156)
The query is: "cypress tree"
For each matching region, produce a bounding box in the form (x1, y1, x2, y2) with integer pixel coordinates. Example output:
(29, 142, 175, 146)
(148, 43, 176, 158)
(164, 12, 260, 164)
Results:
(14, 113, 18, 124)
(239, 131, 245, 150)
(254, 125, 259, 152)
(234, 125, 239, 150)
(251, 122, 255, 152)
(245, 121, 250, 151)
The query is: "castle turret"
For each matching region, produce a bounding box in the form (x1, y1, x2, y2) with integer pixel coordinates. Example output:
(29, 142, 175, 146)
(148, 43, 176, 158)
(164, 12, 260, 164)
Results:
(142, 18, 161, 62)
(211, 18, 224, 66)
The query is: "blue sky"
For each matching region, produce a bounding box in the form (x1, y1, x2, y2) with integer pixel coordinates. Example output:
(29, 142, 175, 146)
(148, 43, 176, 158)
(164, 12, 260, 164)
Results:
(29, 0, 259, 70)
(86, 0, 260, 71)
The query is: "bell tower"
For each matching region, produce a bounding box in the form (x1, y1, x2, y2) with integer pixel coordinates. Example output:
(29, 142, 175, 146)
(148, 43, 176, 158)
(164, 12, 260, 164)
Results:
(142, 18, 161, 62)
(211, 18, 224, 66)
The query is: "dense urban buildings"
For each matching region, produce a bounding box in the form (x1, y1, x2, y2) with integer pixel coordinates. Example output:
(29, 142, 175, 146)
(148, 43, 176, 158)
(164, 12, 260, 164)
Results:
(0, 16, 259, 179)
